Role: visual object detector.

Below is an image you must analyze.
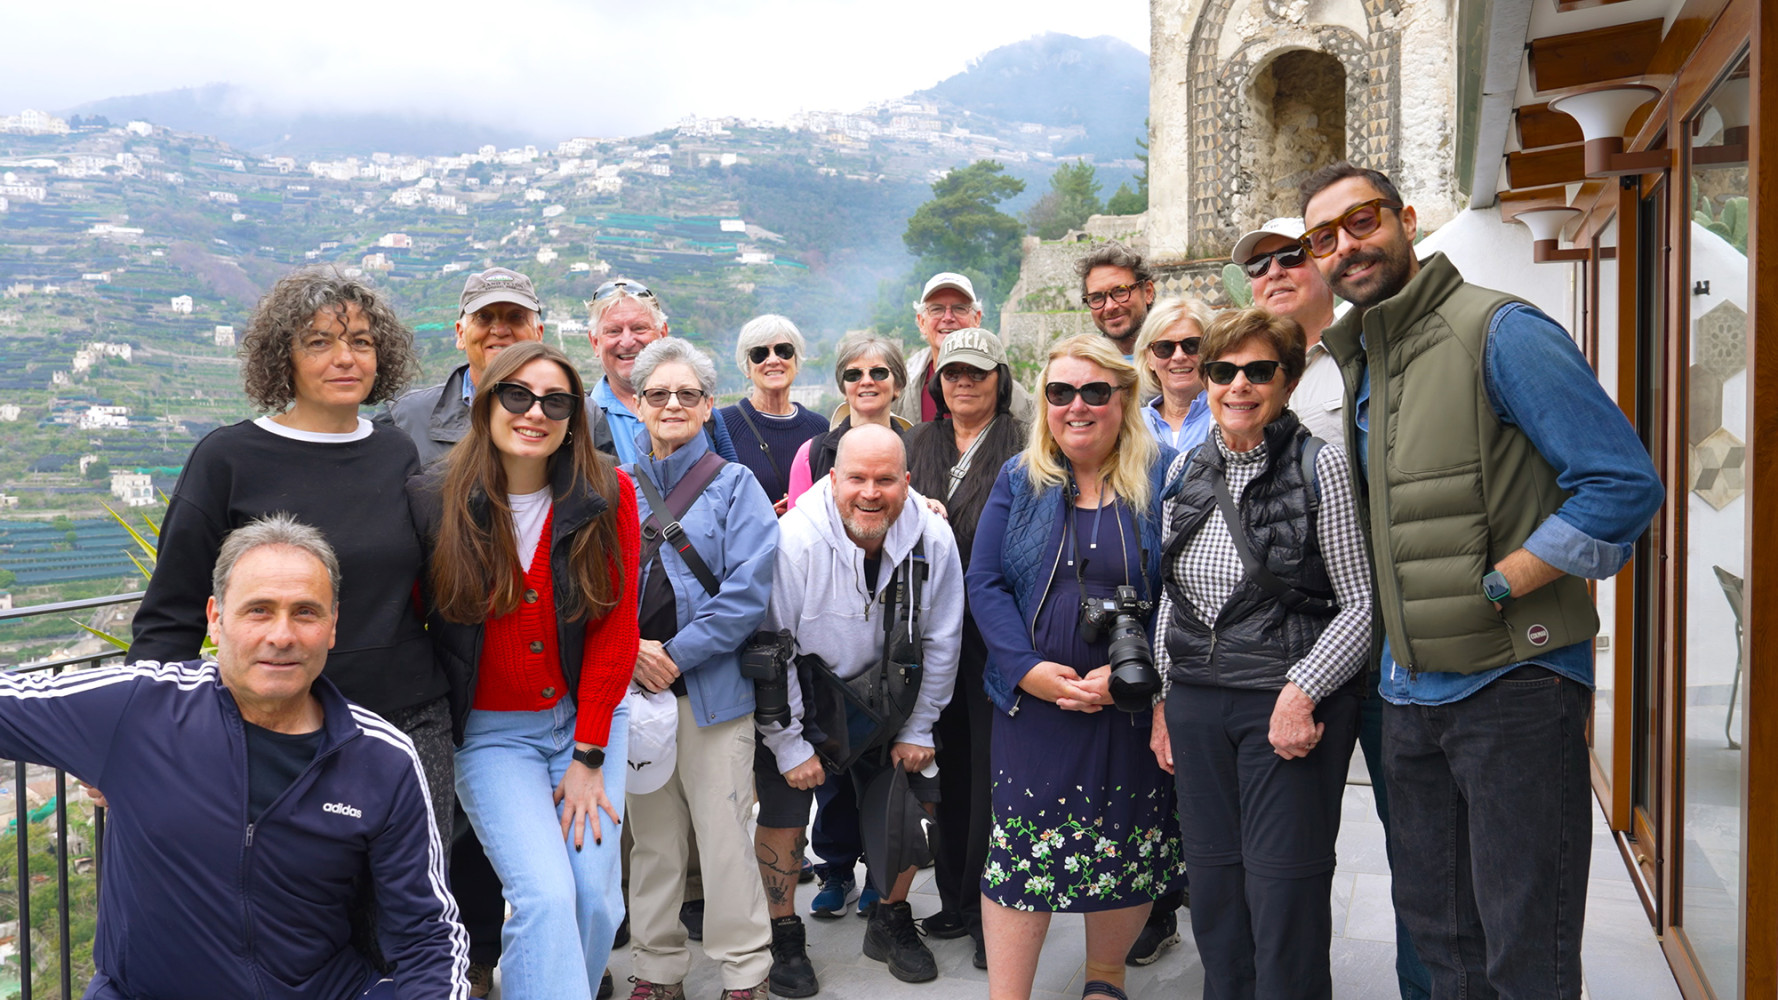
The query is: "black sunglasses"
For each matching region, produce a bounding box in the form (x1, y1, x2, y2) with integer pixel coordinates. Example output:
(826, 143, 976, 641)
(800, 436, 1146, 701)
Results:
(1044, 381, 1117, 407)
(748, 342, 796, 364)
(1242, 244, 1309, 278)
(493, 382, 581, 421)
(591, 278, 655, 302)
(1202, 360, 1283, 385)
(1149, 337, 1202, 360)
(841, 366, 892, 384)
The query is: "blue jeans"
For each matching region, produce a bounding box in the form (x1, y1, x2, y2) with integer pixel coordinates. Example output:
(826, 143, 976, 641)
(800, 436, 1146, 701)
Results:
(1357, 670, 1434, 1000)
(1382, 667, 1591, 1000)
(456, 697, 629, 1000)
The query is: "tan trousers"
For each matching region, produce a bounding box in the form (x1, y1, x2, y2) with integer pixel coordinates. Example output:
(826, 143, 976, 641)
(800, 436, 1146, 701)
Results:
(626, 702, 772, 988)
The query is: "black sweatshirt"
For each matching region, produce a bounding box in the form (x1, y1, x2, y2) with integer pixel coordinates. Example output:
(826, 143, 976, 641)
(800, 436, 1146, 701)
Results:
(128, 419, 443, 717)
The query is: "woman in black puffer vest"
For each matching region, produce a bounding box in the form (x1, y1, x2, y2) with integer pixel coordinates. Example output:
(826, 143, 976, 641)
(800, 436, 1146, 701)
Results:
(1152, 308, 1374, 1000)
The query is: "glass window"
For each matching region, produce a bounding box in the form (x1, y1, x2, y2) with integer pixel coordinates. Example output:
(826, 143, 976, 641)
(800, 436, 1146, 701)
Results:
(1592, 216, 1620, 777)
(1678, 51, 1750, 995)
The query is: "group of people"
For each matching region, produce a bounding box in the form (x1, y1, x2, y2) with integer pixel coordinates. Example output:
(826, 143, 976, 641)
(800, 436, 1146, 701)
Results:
(0, 158, 1664, 1000)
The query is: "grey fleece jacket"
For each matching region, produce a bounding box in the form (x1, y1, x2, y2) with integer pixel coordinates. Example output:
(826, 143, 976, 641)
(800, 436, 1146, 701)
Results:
(759, 477, 964, 774)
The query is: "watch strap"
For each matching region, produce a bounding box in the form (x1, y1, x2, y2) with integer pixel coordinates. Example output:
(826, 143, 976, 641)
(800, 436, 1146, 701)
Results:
(573, 746, 606, 769)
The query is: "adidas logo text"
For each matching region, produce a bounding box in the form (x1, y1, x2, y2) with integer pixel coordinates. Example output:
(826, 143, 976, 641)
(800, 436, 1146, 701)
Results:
(323, 802, 363, 819)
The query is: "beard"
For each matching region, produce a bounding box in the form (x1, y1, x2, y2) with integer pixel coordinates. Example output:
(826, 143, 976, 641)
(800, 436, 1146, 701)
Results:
(1331, 244, 1416, 309)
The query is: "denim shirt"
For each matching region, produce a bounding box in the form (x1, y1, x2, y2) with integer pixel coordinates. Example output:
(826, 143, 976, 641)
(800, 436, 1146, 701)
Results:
(1356, 302, 1664, 705)
(1143, 392, 1213, 452)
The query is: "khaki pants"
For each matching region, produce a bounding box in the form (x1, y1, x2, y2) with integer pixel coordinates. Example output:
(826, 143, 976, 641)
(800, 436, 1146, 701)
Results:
(626, 703, 772, 988)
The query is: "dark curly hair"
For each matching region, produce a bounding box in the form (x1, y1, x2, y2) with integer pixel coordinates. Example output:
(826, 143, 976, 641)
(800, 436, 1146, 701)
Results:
(237, 266, 419, 412)
(1073, 241, 1152, 289)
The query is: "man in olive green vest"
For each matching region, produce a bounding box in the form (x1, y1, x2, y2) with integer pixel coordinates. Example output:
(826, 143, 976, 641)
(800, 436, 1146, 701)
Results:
(1303, 162, 1662, 1000)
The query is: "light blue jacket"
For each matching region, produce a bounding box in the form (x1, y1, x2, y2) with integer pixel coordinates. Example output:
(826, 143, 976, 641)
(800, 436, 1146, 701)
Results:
(629, 435, 779, 727)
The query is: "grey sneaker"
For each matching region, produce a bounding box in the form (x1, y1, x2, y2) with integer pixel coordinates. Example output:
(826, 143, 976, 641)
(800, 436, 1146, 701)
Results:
(626, 978, 685, 1000)
(719, 984, 768, 1000)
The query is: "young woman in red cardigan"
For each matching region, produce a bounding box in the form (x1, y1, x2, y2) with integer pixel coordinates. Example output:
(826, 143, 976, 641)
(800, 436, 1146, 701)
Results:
(411, 341, 641, 1000)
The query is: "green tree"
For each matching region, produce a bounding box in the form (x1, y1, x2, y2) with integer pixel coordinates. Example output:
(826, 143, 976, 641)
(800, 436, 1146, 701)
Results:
(1106, 122, 1151, 215)
(901, 160, 1027, 313)
(1026, 162, 1104, 240)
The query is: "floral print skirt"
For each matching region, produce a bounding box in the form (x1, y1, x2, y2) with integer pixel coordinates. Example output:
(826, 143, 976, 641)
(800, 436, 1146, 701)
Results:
(983, 694, 1185, 912)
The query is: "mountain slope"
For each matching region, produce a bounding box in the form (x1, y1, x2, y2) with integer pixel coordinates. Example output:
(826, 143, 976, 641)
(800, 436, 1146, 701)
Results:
(917, 33, 1148, 163)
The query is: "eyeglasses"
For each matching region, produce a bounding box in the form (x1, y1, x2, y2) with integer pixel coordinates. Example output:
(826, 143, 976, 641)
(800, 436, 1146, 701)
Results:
(1044, 381, 1117, 407)
(297, 333, 376, 357)
(841, 366, 892, 384)
(493, 382, 580, 420)
(939, 365, 992, 383)
(1148, 337, 1202, 360)
(1202, 360, 1283, 385)
(923, 303, 976, 319)
(1081, 283, 1146, 310)
(1241, 244, 1310, 278)
(591, 278, 655, 302)
(640, 387, 708, 408)
(748, 342, 796, 364)
(1300, 198, 1403, 258)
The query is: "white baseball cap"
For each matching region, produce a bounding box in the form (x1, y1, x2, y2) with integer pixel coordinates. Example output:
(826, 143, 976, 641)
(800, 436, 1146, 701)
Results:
(920, 272, 977, 304)
(1231, 218, 1308, 265)
(625, 686, 678, 796)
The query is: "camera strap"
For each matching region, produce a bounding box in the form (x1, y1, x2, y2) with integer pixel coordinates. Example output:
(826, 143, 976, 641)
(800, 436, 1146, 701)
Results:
(632, 452, 727, 597)
(730, 401, 784, 488)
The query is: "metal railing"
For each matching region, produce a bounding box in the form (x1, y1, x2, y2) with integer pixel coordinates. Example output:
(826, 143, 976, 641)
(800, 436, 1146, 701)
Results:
(0, 590, 143, 999)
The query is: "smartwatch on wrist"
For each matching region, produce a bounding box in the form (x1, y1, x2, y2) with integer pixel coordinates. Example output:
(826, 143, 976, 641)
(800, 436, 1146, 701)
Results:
(1482, 569, 1512, 604)
(572, 746, 606, 770)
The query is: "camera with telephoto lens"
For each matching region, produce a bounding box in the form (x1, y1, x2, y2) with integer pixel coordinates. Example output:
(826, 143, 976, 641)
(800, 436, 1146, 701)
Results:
(1080, 585, 1161, 713)
(740, 629, 795, 728)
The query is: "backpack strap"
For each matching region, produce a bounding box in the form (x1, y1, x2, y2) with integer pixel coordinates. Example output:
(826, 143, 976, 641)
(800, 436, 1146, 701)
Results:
(632, 451, 727, 597)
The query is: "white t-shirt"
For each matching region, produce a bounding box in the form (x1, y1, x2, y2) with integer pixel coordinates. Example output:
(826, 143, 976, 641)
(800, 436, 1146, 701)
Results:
(509, 487, 552, 572)
(253, 415, 374, 443)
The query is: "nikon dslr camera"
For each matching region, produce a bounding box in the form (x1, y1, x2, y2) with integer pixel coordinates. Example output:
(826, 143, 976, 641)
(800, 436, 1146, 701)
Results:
(1080, 585, 1161, 713)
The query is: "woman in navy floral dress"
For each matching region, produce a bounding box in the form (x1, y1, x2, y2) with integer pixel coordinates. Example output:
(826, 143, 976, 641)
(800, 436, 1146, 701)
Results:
(967, 335, 1185, 1000)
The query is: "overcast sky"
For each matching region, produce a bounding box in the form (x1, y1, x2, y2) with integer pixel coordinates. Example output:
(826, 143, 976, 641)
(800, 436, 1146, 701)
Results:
(2, 0, 1149, 139)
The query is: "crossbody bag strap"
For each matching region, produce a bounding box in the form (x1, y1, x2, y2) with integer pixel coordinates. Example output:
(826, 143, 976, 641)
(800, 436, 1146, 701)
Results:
(632, 451, 727, 596)
(1206, 470, 1324, 615)
(945, 417, 996, 502)
(731, 402, 784, 486)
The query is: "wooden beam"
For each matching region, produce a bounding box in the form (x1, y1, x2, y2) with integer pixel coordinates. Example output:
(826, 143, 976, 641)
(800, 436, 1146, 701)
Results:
(1517, 102, 1585, 150)
(1554, 0, 1637, 12)
(1529, 19, 1664, 93)
(1499, 185, 1576, 215)
(1506, 145, 1588, 188)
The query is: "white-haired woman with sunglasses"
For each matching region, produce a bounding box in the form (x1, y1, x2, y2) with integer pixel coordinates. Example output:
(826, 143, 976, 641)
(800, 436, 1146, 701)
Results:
(1131, 296, 1217, 452)
(624, 338, 781, 1000)
(784, 331, 910, 509)
(966, 334, 1185, 1000)
(410, 341, 641, 1000)
(720, 315, 829, 516)
(1151, 308, 1372, 1000)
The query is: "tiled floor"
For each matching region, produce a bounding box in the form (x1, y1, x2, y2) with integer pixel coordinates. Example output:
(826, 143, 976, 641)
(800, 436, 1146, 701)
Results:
(531, 770, 1684, 999)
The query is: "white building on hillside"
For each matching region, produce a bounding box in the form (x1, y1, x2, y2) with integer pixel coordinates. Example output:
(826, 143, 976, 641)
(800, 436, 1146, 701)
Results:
(111, 470, 154, 507)
(170, 295, 193, 314)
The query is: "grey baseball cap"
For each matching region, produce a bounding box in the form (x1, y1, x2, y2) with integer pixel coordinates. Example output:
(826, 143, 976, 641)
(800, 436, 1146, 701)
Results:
(933, 327, 1006, 371)
(460, 267, 542, 317)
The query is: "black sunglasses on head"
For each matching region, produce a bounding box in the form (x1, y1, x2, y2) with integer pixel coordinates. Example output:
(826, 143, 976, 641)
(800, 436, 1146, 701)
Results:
(1044, 381, 1117, 407)
(841, 366, 891, 384)
(748, 343, 796, 364)
(1242, 244, 1309, 278)
(1202, 360, 1283, 385)
(1149, 337, 1202, 360)
(591, 278, 655, 302)
(493, 382, 580, 421)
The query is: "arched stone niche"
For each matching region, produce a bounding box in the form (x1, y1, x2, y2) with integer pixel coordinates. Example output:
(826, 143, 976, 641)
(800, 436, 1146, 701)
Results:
(1242, 48, 1348, 224)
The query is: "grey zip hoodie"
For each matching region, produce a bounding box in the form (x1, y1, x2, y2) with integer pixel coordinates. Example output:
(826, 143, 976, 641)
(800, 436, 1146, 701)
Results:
(759, 477, 964, 774)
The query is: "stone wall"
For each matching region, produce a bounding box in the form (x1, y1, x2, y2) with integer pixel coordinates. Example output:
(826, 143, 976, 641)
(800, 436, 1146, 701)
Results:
(1148, 0, 1460, 264)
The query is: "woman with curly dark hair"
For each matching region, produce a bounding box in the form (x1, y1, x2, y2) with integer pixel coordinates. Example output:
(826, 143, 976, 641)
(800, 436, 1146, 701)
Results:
(128, 266, 453, 833)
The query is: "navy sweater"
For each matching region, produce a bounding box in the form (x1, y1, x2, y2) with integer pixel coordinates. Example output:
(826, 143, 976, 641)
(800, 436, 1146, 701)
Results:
(719, 399, 829, 503)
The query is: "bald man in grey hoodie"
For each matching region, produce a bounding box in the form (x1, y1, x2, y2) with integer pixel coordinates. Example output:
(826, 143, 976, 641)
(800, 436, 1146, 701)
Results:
(753, 425, 964, 991)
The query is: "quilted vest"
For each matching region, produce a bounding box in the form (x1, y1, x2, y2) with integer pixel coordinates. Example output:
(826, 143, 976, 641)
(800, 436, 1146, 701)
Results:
(1162, 413, 1334, 691)
(1322, 253, 1599, 674)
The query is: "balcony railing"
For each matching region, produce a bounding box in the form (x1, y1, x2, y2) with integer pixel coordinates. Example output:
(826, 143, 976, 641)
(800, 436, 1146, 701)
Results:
(0, 590, 143, 999)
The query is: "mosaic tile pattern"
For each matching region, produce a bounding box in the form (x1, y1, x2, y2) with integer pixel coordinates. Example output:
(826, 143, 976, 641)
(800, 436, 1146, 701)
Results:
(1690, 425, 1746, 511)
(1695, 300, 1748, 380)
(1186, 0, 1401, 249)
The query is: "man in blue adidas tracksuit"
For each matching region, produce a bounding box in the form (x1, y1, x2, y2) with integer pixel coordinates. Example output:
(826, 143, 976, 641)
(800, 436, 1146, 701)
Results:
(0, 514, 467, 999)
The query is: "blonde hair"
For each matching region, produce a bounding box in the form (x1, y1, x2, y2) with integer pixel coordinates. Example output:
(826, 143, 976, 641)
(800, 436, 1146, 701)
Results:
(1133, 296, 1216, 396)
(1020, 334, 1157, 511)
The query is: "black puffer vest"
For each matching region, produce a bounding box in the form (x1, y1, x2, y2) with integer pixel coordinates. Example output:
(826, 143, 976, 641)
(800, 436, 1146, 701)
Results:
(1163, 411, 1335, 691)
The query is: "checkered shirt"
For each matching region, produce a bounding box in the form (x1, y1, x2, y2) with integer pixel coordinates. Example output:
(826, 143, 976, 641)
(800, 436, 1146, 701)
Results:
(1155, 426, 1374, 702)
